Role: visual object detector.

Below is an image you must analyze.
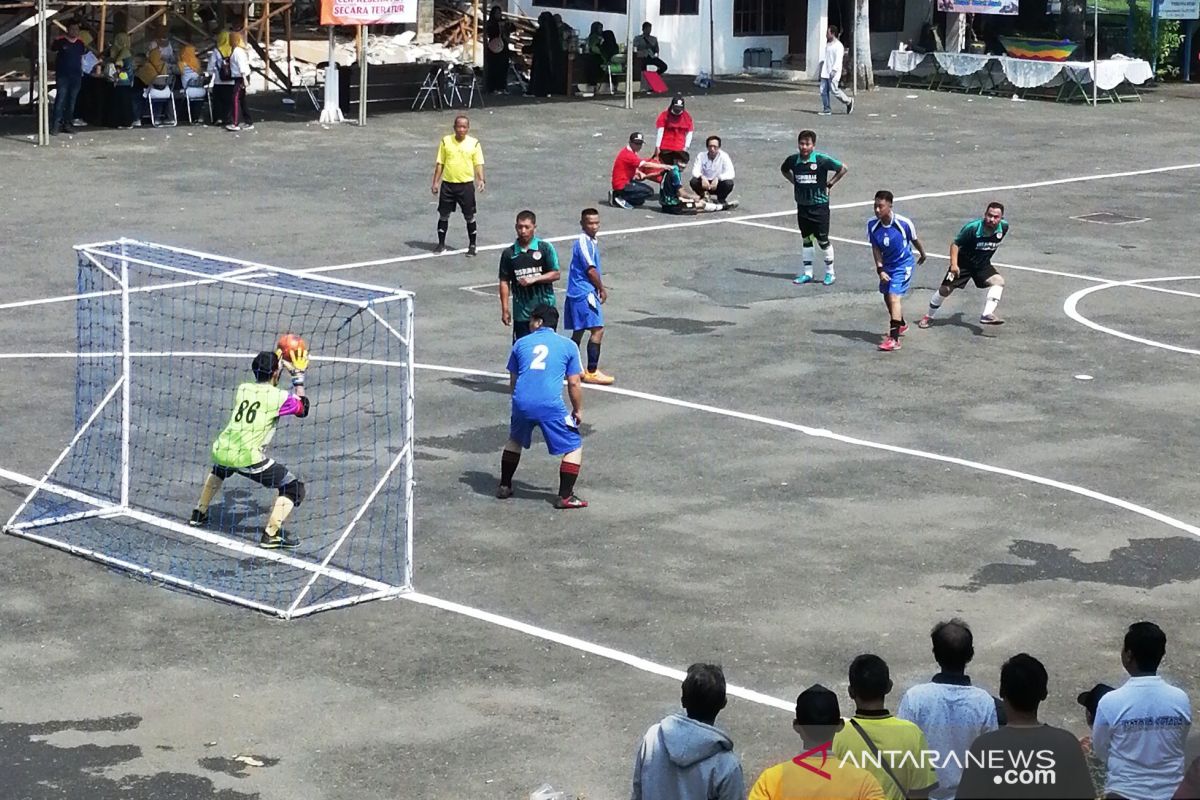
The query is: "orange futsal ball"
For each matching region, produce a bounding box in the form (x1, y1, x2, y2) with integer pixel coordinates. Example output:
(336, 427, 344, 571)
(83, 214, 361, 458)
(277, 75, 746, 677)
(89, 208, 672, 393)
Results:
(276, 333, 307, 359)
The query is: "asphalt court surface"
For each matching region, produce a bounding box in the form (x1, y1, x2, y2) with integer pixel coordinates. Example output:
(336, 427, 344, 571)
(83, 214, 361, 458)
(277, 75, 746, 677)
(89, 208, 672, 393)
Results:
(1, 81, 1199, 798)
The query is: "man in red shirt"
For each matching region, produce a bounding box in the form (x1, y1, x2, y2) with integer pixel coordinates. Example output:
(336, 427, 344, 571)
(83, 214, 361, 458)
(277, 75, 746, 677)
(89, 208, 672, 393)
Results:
(654, 94, 694, 165)
(610, 131, 666, 209)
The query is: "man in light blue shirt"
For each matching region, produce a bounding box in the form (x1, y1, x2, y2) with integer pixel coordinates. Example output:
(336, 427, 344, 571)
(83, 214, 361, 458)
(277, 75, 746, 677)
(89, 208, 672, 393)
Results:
(1092, 621, 1191, 800)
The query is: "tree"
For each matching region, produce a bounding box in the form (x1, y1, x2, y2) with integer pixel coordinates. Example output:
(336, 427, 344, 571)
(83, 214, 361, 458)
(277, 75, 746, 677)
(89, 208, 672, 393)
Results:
(854, 0, 875, 89)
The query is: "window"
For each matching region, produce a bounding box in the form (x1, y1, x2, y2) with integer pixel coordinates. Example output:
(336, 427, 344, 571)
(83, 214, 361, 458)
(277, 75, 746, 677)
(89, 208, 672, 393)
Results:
(660, 0, 699, 13)
(870, 0, 906, 33)
(534, 0, 627, 11)
(733, 0, 787, 36)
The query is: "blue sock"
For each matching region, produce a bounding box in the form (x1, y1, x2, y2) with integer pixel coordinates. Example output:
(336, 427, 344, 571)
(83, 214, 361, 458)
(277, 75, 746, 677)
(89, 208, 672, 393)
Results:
(586, 342, 601, 372)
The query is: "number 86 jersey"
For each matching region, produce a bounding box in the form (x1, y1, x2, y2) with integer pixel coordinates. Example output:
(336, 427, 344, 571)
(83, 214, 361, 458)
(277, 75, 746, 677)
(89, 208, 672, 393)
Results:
(211, 381, 292, 468)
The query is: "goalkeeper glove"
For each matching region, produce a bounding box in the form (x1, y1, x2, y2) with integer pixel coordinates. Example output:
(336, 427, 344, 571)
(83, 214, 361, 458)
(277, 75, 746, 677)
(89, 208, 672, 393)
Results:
(288, 347, 309, 371)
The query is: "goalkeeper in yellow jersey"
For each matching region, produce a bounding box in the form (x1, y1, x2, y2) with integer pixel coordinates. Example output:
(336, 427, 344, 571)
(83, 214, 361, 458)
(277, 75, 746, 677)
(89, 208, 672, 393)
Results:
(189, 347, 310, 549)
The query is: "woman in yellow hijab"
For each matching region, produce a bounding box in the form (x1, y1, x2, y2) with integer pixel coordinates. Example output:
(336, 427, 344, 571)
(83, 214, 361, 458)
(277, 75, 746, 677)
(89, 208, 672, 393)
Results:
(209, 31, 234, 125)
(179, 44, 202, 84)
(105, 32, 137, 127)
(136, 43, 167, 87)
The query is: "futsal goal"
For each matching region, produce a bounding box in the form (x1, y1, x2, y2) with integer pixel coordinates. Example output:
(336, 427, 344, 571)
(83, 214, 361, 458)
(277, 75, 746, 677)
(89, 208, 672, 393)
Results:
(3, 240, 414, 618)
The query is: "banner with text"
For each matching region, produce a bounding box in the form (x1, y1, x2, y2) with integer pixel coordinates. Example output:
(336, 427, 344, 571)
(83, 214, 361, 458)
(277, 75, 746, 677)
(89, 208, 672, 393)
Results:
(320, 0, 416, 25)
(937, 0, 1019, 14)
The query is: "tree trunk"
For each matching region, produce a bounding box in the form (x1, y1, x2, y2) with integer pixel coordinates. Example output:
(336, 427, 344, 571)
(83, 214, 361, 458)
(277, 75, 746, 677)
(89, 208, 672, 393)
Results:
(854, 0, 874, 89)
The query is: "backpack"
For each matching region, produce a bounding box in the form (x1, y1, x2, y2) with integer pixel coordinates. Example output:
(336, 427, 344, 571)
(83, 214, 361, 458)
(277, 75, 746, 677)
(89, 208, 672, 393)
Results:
(217, 53, 232, 81)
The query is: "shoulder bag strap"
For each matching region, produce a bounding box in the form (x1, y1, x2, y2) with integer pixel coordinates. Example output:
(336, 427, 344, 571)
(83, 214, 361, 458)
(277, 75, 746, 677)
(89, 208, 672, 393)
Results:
(850, 718, 908, 798)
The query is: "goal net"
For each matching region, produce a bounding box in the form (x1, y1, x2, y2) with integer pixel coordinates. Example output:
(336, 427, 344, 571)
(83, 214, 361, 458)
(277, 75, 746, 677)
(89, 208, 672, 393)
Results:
(3, 240, 414, 618)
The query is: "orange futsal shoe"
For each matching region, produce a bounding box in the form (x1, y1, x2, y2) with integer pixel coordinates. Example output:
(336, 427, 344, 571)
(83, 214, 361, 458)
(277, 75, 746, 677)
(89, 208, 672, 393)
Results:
(582, 369, 615, 385)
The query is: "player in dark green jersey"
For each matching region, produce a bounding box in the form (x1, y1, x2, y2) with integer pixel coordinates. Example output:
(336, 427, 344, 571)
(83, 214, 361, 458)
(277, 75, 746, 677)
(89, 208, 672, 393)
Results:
(780, 129, 847, 286)
(189, 349, 310, 549)
(920, 202, 1010, 328)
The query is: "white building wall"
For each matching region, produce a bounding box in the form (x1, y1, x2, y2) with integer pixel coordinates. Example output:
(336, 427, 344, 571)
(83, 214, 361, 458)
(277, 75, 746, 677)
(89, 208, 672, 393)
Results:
(530, 0, 793, 76)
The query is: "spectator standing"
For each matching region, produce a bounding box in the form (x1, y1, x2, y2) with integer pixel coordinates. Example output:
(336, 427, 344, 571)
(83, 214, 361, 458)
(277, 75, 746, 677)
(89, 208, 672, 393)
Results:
(820, 26, 853, 115)
(655, 94, 694, 164)
(957, 654, 1093, 799)
(209, 31, 235, 126)
(610, 132, 667, 209)
(832, 654, 938, 800)
(690, 136, 736, 206)
(226, 32, 254, 131)
(896, 619, 998, 800)
(76, 29, 105, 128)
(50, 22, 87, 135)
(633, 21, 668, 74)
(527, 12, 562, 97)
(431, 115, 486, 255)
(1076, 682, 1114, 797)
(630, 663, 744, 800)
(484, 6, 509, 94)
(749, 684, 885, 799)
(1092, 622, 1192, 800)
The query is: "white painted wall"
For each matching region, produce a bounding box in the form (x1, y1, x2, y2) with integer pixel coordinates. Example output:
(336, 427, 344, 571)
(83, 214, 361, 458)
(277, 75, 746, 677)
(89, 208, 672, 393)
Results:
(524, 0, 795, 76)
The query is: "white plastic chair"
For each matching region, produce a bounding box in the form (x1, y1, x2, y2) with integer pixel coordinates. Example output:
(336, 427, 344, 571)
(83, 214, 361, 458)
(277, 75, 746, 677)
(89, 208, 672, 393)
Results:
(179, 72, 213, 124)
(145, 75, 177, 127)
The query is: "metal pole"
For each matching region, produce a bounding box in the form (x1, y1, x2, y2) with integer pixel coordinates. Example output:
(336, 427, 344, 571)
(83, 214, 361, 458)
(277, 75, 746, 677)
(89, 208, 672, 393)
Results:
(358, 24, 367, 125)
(36, 0, 48, 144)
(708, 0, 715, 76)
(624, 0, 634, 109)
(471, 0, 479, 66)
(852, 19, 858, 95)
(1092, 0, 1099, 105)
(1150, 0, 1160, 74)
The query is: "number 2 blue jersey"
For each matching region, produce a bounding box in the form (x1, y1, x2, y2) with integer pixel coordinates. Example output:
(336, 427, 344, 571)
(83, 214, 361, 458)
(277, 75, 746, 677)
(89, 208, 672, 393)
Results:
(867, 213, 918, 272)
(507, 328, 582, 418)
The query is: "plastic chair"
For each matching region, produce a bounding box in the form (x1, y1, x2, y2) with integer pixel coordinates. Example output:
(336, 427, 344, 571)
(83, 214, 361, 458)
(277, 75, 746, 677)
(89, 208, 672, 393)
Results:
(412, 64, 445, 111)
(179, 72, 213, 124)
(145, 75, 177, 127)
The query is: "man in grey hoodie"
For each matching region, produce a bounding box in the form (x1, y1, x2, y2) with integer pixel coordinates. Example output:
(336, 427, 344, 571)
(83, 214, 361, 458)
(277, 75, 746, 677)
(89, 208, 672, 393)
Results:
(631, 663, 745, 800)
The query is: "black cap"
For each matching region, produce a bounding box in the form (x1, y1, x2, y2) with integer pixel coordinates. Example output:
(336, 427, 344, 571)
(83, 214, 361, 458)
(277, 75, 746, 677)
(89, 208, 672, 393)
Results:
(795, 683, 841, 726)
(1077, 683, 1115, 715)
(530, 304, 559, 329)
(669, 94, 685, 114)
(629, 131, 645, 144)
(251, 350, 279, 381)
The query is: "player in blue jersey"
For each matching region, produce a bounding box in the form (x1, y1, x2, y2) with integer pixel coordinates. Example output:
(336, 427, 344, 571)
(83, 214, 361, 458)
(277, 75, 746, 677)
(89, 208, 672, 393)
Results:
(919, 202, 1010, 328)
(868, 190, 926, 352)
(563, 208, 615, 385)
(496, 305, 588, 509)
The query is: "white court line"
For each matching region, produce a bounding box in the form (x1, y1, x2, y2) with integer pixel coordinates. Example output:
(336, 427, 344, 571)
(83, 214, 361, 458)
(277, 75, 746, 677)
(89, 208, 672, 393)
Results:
(1064, 276, 1200, 356)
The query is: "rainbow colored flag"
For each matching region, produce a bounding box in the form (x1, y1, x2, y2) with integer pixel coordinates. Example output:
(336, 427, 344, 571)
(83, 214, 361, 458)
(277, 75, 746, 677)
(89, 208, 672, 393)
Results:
(999, 36, 1080, 61)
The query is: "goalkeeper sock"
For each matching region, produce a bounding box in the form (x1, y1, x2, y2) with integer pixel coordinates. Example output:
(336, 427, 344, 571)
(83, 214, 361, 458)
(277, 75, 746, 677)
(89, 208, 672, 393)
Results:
(196, 474, 223, 513)
(436, 218, 449, 246)
(586, 341, 601, 372)
(466, 218, 478, 246)
(500, 449, 520, 486)
(558, 460, 580, 499)
(265, 495, 295, 536)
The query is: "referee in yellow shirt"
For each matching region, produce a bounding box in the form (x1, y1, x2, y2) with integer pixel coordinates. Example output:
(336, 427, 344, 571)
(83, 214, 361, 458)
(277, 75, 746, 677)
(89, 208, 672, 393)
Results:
(431, 115, 486, 256)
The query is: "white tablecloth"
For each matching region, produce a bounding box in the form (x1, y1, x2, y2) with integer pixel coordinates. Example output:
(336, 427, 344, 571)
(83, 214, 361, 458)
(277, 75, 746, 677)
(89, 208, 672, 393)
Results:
(889, 50, 1154, 92)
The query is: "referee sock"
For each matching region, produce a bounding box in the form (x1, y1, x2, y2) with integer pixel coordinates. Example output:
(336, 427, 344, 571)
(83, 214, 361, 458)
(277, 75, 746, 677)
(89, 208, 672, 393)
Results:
(558, 460, 581, 499)
(466, 218, 478, 246)
(586, 342, 601, 372)
(927, 292, 944, 318)
(500, 449, 520, 486)
(436, 218, 449, 246)
(982, 285, 1003, 318)
(801, 246, 814, 277)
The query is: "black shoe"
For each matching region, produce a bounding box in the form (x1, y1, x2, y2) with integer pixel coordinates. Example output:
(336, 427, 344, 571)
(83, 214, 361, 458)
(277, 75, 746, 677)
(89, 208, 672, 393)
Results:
(260, 529, 300, 549)
(62, 125, 77, 134)
(466, 244, 477, 257)
(495, 484, 513, 499)
(846, 98, 854, 115)
(188, 509, 208, 527)
(433, 243, 448, 254)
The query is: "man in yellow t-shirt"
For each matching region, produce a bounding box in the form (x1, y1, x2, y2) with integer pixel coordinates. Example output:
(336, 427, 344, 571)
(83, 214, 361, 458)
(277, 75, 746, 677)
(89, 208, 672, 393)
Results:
(749, 684, 886, 800)
(833, 655, 939, 800)
(431, 114, 486, 256)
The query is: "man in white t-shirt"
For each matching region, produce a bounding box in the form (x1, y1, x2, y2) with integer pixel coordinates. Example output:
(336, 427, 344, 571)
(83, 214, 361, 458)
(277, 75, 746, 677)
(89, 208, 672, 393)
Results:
(689, 135, 737, 207)
(897, 618, 999, 800)
(1092, 621, 1191, 800)
(820, 25, 853, 116)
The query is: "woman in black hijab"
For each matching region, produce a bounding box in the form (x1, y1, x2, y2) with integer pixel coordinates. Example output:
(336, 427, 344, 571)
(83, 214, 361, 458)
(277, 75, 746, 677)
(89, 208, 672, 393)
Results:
(484, 5, 509, 94)
(527, 11, 562, 96)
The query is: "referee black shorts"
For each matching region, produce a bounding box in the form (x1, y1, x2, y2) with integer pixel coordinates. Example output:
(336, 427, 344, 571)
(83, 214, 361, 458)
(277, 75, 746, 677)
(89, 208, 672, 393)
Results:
(942, 263, 999, 290)
(795, 204, 831, 241)
(438, 181, 477, 217)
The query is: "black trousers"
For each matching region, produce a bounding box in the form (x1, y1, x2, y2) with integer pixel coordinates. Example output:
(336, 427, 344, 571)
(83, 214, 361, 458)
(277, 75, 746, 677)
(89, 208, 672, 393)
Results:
(690, 177, 734, 203)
